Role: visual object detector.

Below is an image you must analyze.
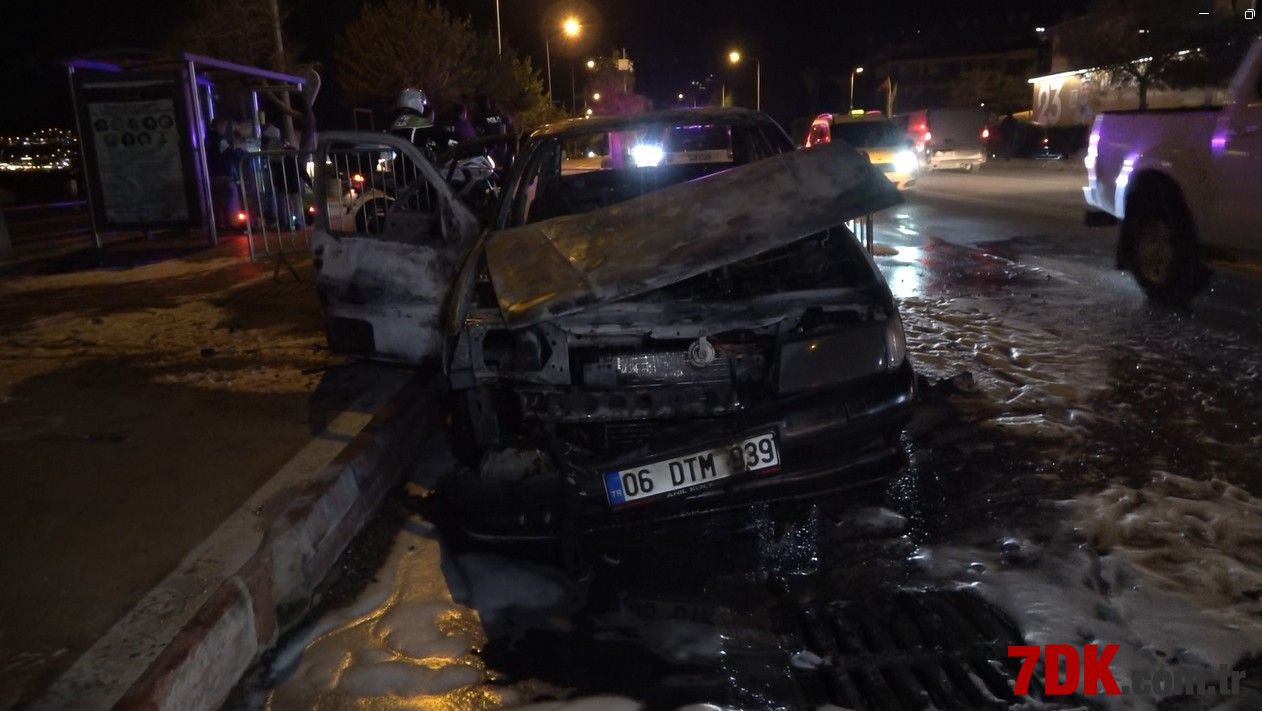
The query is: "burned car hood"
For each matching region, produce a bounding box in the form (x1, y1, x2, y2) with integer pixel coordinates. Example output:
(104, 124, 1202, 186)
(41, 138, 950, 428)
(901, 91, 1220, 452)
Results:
(484, 141, 901, 327)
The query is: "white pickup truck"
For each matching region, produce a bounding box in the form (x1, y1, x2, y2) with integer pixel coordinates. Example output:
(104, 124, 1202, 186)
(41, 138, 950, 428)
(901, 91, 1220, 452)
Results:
(1083, 36, 1262, 306)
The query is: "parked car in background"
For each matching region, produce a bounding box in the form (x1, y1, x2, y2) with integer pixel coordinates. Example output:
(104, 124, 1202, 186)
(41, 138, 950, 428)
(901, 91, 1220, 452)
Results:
(1083, 36, 1262, 306)
(309, 108, 915, 543)
(805, 112, 919, 190)
(898, 107, 988, 171)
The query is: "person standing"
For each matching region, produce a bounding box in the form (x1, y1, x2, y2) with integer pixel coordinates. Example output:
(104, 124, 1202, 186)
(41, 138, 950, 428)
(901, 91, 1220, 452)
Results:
(263, 124, 308, 230)
(997, 114, 1018, 161)
(472, 95, 514, 169)
(388, 88, 444, 162)
(442, 103, 478, 143)
(474, 96, 511, 136)
(205, 117, 244, 229)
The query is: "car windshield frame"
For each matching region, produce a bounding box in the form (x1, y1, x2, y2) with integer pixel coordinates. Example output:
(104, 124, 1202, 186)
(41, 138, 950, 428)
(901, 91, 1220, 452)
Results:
(498, 116, 792, 229)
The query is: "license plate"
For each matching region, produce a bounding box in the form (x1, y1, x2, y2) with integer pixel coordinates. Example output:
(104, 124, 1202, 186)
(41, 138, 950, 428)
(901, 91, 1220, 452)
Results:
(620, 593, 721, 625)
(603, 432, 780, 508)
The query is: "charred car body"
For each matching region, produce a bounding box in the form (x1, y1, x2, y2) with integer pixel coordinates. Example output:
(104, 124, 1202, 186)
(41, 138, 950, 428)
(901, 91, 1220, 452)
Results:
(311, 108, 915, 541)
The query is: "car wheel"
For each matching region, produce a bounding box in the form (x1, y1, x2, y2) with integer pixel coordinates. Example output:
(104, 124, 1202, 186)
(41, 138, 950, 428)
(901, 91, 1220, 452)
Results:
(1120, 185, 1207, 307)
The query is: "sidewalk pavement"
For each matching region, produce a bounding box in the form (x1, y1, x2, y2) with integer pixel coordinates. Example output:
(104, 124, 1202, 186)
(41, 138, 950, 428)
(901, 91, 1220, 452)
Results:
(0, 231, 432, 709)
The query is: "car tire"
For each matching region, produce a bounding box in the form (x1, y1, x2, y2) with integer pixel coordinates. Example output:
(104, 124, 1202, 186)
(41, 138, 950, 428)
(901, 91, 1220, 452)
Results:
(1120, 184, 1208, 307)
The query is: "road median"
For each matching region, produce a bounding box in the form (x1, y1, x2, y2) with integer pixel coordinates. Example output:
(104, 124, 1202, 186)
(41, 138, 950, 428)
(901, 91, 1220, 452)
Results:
(980, 158, 1086, 174)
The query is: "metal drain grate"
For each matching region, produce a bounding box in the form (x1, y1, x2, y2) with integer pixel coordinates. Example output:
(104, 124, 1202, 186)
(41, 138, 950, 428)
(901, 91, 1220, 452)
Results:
(786, 590, 1087, 710)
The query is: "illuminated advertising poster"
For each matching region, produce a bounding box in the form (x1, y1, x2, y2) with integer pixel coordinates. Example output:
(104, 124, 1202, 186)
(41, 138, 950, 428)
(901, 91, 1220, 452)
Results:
(86, 96, 188, 223)
(71, 72, 201, 231)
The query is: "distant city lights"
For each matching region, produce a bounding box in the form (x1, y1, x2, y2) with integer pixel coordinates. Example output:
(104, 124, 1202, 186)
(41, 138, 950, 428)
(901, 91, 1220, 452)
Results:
(0, 128, 78, 171)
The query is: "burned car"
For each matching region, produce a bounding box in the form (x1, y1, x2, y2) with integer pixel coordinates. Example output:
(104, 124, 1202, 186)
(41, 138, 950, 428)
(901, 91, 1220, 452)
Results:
(310, 108, 915, 541)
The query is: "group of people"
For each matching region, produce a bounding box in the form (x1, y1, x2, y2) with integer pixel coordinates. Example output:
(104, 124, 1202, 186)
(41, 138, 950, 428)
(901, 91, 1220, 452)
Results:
(202, 88, 513, 231)
(388, 88, 511, 163)
(204, 117, 309, 231)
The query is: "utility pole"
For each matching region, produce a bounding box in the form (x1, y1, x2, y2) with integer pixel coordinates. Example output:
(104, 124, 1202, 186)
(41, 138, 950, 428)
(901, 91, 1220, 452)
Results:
(268, 0, 295, 145)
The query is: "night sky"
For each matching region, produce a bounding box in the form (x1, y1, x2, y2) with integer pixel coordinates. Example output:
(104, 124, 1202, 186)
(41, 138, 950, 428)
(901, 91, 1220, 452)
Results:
(0, 0, 1073, 133)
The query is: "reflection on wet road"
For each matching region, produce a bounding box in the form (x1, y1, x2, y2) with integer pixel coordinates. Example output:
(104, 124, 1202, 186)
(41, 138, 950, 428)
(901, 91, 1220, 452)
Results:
(259, 168, 1262, 710)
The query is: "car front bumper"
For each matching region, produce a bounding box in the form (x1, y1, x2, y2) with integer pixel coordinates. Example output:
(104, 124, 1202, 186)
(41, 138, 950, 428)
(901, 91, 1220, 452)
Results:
(443, 363, 917, 542)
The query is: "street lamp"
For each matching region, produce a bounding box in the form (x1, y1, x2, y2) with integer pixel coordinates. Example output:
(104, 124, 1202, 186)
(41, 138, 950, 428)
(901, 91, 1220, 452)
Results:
(849, 66, 864, 112)
(727, 51, 760, 112)
(546, 16, 582, 108)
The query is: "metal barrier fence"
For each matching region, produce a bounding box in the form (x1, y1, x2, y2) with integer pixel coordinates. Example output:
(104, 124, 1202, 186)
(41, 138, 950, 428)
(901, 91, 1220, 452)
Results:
(235, 149, 315, 264)
(847, 213, 876, 253)
(233, 141, 880, 267)
(313, 134, 447, 237)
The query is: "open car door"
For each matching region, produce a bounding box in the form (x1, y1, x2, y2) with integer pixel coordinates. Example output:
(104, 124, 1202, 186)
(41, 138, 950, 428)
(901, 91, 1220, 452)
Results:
(311, 131, 481, 364)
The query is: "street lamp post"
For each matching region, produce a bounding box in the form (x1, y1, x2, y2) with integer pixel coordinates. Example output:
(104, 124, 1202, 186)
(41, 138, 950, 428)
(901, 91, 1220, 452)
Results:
(728, 51, 760, 112)
(546, 17, 581, 106)
(849, 66, 864, 112)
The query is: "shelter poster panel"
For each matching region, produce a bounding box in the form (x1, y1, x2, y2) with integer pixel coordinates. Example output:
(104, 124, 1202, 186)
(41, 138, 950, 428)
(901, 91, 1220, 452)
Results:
(74, 75, 200, 229)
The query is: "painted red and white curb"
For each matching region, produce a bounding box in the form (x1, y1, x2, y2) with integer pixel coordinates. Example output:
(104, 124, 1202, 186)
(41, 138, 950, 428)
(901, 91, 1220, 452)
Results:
(36, 371, 439, 711)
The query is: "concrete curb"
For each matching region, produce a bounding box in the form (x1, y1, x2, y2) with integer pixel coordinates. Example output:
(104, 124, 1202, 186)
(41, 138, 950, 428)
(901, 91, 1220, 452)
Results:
(36, 371, 439, 711)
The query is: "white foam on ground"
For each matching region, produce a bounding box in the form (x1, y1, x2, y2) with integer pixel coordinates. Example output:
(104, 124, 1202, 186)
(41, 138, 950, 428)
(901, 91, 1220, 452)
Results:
(918, 472, 1262, 710)
(266, 517, 647, 709)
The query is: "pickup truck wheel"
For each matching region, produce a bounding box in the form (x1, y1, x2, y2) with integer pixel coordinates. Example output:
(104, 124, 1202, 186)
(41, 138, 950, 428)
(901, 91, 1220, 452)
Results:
(1121, 187, 1205, 307)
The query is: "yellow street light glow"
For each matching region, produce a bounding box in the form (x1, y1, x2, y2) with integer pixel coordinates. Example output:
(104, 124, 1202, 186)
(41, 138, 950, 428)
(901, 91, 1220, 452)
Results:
(563, 17, 581, 37)
(592, 92, 601, 101)
(729, 51, 741, 64)
(586, 59, 596, 69)
(855, 66, 864, 74)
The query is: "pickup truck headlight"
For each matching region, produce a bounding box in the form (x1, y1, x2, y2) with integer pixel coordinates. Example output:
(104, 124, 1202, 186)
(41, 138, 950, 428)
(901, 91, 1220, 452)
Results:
(893, 150, 918, 175)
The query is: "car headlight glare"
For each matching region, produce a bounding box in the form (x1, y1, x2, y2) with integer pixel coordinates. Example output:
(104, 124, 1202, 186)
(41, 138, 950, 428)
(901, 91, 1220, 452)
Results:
(630, 144, 664, 168)
(893, 150, 918, 175)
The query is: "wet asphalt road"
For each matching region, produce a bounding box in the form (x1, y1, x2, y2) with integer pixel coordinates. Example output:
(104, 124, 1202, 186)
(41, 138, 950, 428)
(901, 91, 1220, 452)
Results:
(267, 166, 1262, 710)
(475, 167, 1262, 709)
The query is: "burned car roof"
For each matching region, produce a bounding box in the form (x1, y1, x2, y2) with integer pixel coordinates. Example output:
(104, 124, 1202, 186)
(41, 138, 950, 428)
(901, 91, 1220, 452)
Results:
(484, 139, 903, 327)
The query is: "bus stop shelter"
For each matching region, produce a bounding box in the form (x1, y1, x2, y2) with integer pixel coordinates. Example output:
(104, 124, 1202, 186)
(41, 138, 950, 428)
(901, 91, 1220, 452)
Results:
(65, 50, 314, 247)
